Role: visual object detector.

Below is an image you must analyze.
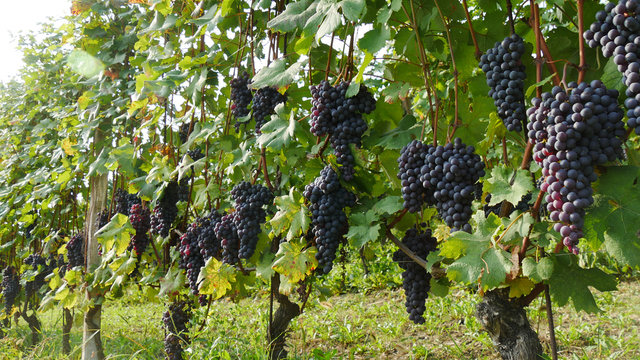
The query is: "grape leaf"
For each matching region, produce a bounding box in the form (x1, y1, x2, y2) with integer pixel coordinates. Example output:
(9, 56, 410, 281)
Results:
(198, 258, 236, 300)
(256, 106, 297, 150)
(250, 58, 305, 89)
(347, 210, 382, 248)
(96, 213, 134, 255)
(371, 196, 403, 215)
(583, 166, 640, 267)
(442, 212, 512, 289)
(522, 257, 554, 282)
(484, 166, 534, 207)
(67, 50, 105, 78)
(548, 254, 617, 313)
(159, 266, 185, 297)
(499, 212, 535, 245)
(508, 277, 535, 298)
(272, 238, 317, 283)
(267, 0, 316, 33)
(270, 188, 310, 241)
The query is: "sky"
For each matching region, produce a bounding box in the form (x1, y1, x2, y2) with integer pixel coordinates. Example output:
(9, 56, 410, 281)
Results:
(0, 0, 70, 82)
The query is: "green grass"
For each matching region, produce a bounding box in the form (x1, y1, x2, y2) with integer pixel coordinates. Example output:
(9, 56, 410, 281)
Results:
(0, 280, 638, 360)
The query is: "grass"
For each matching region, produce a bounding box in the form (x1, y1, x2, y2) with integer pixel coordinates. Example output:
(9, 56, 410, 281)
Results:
(0, 279, 638, 360)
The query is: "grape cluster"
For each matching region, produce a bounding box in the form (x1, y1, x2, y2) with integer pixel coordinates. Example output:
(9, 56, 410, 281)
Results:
(197, 211, 223, 260)
(151, 181, 182, 237)
(252, 87, 287, 132)
(303, 166, 356, 274)
(230, 72, 253, 119)
(479, 34, 527, 132)
(24, 254, 49, 296)
(397, 140, 430, 213)
(231, 182, 274, 259)
(66, 233, 84, 269)
(309, 81, 376, 180)
(186, 148, 204, 162)
(583, 1, 640, 134)
(397, 138, 485, 232)
(96, 209, 110, 229)
(392, 226, 438, 324)
(162, 299, 192, 360)
(215, 214, 240, 265)
(114, 189, 141, 216)
(129, 204, 151, 256)
(527, 81, 625, 253)
(178, 219, 206, 293)
(1, 267, 19, 315)
(179, 122, 191, 144)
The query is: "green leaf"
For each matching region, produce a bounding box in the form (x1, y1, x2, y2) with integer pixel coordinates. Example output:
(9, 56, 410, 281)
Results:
(548, 254, 617, 313)
(371, 196, 403, 216)
(522, 257, 554, 282)
(347, 210, 382, 248)
(442, 212, 512, 289)
(316, 4, 341, 42)
(499, 212, 535, 245)
(483, 166, 534, 207)
(268, 0, 316, 33)
(270, 188, 310, 241)
(159, 266, 185, 297)
(358, 25, 390, 55)
(584, 166, 640, 267)
(272, 238, 318, 283)
(67, 50, 105, 78)
(525, 74, 556, 98)
(256, 107, 297, 150)
(198, 257, 236, 299)
(340, 0, 365, 21)
(96, 213, 134, 255)
(251, 58, 305, 89)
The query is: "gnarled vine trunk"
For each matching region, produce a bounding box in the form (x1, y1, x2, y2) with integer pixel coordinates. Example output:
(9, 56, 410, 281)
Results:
(62, 308, 73, 355)
(476, 289, 543, 360)
(21, 310, 41, 345)
(268, 274, 301, 360)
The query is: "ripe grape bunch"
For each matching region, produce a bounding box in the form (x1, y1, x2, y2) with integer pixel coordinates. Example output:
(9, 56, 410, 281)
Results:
(114, 188, 141, 216)
(397, 138, 485, 232)
(392, 226, 438, 324)
(214, 214, 241, 265)
(526, 81, 625, 253)
(583, 0, 640, 134)
(129, 203, 151, 256)
(252, 87, 287, 132)
(197, 210, 223, 260)
(231, 182, 274, 259)
(309, 81, 376, 180)
(1, 266, 19, 315)
(66, 233, 85, 268)
(303, 166, 356, 274)
(24, 254, 49, 296)
(151, 181, 182, 237)
(178, 219, 206, 293)
(479, 34, 527, 132)
(162, 299, 192, 360)
(230, 71, 252, 120)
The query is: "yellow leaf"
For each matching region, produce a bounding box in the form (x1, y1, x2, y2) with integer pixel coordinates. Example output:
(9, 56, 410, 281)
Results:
(198, 258, 236, 300)
(508, 277, 535, 298)
(62, 138, 77, 156)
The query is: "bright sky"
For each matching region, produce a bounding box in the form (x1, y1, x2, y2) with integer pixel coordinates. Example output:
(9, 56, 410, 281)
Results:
(0, 0, 70, 82)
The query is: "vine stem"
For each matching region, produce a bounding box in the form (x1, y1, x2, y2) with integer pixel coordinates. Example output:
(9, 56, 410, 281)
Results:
(401, 1, 437, 145)
(261, 147, 274, 191)
(577, 0, 587, 83)
(386, 227, 428, 269)
(462, 0, 481, 58)
(545, 285, 559, 360)
(433, 0, 460, 143)
(506, 0, 516, 35)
